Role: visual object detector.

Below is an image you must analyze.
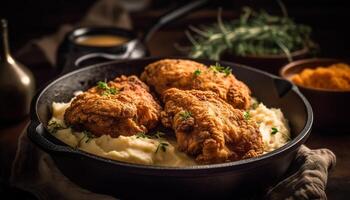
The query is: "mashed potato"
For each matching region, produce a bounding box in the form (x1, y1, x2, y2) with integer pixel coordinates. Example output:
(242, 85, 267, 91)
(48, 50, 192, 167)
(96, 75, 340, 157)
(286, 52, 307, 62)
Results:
(49, 101, 195, 167)
(249, 102, 290, 152)
(48, 98, 290, 166)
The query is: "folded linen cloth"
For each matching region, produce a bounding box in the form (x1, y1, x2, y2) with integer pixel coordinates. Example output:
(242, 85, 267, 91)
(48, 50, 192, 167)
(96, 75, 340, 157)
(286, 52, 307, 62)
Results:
(266, 146, 336, 200)
(10, 123, 336, 200)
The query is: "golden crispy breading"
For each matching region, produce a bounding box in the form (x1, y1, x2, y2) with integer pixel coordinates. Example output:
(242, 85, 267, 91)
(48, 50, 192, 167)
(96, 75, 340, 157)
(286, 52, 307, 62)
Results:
(161, 88, 263, 164)
(64, 75, 162, 137)
(192, 69, 251, 110)
(141, 59, 251, 109)
(141, 59, 207, 93)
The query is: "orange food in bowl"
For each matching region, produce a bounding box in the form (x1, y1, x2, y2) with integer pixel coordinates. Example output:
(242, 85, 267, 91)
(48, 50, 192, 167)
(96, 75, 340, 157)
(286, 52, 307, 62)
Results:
(291, 63, 350, 90)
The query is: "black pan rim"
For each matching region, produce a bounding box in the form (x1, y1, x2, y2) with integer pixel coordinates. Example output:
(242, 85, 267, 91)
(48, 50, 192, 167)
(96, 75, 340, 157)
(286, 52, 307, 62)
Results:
(32, 56, 313, 172)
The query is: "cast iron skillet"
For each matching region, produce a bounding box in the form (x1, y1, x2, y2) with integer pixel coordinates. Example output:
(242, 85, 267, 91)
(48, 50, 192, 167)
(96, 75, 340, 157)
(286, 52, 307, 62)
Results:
(27, 57, 313, 199)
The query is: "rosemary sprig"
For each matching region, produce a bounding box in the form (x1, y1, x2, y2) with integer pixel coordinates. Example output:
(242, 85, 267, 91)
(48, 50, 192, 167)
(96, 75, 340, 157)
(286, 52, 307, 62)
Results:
(186, 6, 315, 61)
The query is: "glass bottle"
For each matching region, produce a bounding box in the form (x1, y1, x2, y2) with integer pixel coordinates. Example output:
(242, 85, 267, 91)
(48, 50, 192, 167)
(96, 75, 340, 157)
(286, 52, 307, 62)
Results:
(0, 19, 35, 123)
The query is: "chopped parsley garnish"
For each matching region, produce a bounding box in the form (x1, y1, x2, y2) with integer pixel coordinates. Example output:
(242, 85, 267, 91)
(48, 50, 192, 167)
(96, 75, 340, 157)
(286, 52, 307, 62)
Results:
(97, 81, 108, 90)
(179, 111, 192, 120)
(209, 63, 232, 76)
(83, 130, 96, 143)
(136, 131, 165, 139)
(252, 102, 259, 109)
(107, 87, 118, 95)
(155, 142, 169, 153)
(135, 131, 168, 153)
(271, 127, 279, 135)
(243, 111, 250, 120)
(76, 130, 96, 149)
(97, 81, 119, 96)
(193, 69, 202, 77)
(47, 120, 63, 134)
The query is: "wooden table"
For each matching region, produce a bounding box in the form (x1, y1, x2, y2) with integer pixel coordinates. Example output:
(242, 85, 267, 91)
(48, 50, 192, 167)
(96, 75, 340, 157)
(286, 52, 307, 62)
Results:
(1, 30, 349, 200)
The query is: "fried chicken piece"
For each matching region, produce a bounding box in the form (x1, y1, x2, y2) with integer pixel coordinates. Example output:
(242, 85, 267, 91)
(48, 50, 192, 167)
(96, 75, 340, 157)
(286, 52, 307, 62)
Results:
(141, 59, 251, 109)
(64, 75, 162, 137)
(141, 59, 207, 93)
(161, 88, 263, 164)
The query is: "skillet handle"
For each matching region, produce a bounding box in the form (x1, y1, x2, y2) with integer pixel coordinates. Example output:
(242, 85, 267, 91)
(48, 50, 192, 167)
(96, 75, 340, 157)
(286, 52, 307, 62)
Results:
(273, 76, 294, 98)
(142, 0, 209, 42)
(70, 40, 140, 69)
(74, 52, 124, 68)
(27, 120, 74, 154)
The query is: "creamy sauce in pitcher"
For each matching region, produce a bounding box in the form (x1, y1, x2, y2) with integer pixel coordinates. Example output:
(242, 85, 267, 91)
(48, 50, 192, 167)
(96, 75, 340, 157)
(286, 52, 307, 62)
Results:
(75, 35, 129, 47)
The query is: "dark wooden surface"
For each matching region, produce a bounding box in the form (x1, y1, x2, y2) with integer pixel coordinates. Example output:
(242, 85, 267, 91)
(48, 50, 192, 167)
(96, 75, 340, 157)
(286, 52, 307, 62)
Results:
(1, 0, 350, 199)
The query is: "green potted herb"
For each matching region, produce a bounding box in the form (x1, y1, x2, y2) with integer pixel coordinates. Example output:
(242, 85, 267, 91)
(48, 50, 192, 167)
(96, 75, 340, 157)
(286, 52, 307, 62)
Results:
(186, 6, 317, 74)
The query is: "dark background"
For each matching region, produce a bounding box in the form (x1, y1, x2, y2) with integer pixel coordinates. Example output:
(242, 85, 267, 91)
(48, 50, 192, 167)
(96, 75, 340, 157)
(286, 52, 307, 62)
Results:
(1, 0, 350, 58)
(1, 0, 350, 199)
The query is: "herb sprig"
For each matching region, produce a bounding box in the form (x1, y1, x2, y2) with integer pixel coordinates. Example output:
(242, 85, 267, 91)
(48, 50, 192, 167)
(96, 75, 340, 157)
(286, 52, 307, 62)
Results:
(186, 6, 316, 61)
(209, 63, 232, 76)
(136, 131, 166, 140)
(193, 69, 202, 77)
(154, 131, 166, 139)
(243, 111, 251, 120)
(47, 120, 64, 134)
(179, 111, 192, 120)
(155, 142, 169, 153)
(251, 102, 259, 109)
(97, 81, 119, 96)
(76, 130, 96, 149)
(136, 131, 170, 153)
(136, 132, 152, 139)
(271, 127, 279, 135)
(83, 130, 96, 143)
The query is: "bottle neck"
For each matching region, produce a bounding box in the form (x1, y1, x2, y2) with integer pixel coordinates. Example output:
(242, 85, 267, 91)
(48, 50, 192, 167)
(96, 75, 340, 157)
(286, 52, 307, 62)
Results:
(0, 19, 10, 61)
